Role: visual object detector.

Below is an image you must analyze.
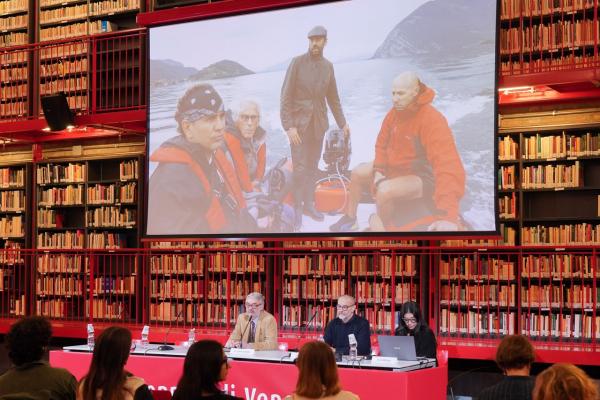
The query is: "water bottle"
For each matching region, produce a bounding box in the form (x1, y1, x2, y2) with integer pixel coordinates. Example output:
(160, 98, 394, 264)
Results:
(86, 324, 95, 351)
(187, 328, 196, 347)
(141, 325, 150, 349)
(349, 342, 358, 361)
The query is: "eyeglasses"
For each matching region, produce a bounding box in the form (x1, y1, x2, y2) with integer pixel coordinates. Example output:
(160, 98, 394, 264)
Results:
(403, 318, 417, 324)
(239, 114, 259, 123)
(245, 302, 262, 309)
(336, 304, 354, 311)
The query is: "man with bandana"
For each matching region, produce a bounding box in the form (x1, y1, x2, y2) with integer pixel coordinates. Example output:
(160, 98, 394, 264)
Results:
(280, 25, 350, 230)
(148, 83, 254, 235)
(330, 72, 465, 232)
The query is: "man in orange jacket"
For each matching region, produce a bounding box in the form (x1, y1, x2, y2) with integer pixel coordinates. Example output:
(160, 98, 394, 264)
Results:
(330, 72, 465, 232)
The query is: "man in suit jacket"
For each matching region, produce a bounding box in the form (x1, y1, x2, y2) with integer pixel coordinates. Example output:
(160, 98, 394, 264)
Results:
(226, 292, 278, 351)
(280, 25, 350, 229)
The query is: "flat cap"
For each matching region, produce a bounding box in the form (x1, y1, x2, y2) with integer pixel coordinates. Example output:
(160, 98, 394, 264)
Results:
(307, 25, 327, 38)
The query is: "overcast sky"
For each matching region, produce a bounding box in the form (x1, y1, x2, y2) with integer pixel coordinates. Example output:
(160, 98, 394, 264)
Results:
(150, 0, 430, 72)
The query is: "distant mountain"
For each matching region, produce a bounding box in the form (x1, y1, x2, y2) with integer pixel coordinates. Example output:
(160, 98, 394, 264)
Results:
(150, 59, 199, 83)
(190, 60, 254, 81)
(374, 0, 496, 59)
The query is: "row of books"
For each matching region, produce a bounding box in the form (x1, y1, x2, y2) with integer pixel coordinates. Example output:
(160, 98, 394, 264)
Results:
(150, 254, 205, 274)
(501, 54, 598, 75)
(349, 254, 417, 277)
(521, 161, 582, 189)
(150, 241, 265, 249)
(151, 278, 204, 300)
(500, 20, 599, 55)
(0, 66, 27, 82)
(65, 94, 88, 111)
(37, 209, 65, 228)
(0, 32, 26, 48)
(439, 309, 516, 335)
(120, 160, 138, 180)
(90, 299, 129, 320)
(89, 0, 140, 16)
(499, 193, 517, 219)
(41, 58, 88, 78)
(38, 254, 85, 273)
(440, 257, 516, 280)
(0, 0, 27, 15)
(499, 165, 517, 189)
(40, 20, 117, 42)
(207, 253, 266, 273)
(11, 295, 25, 316)
(88, 232, 127, 249)
(356, 281, 417, 304)
(499, 136, 519, 160)
(440, 284, 516, 306)
(283, 278, 347, 299)
(37, 231, 84, 249)
(0, 190, 24, 211)
(206, 280, 262, 301)
(40, 4, 88, 24)
(0, 83, 26, 99)
(0, 215, 23, 237)
(500, 0, 595, 19)
(39, 185, 83, 206)
(87, 183, 137, 205)
(150, 302, 203, 323)
(0, 14, 26, 30)
(522, 132, 600, 159)
(521, 284, 597, 308)
(0, 101, 26, 117)
(40, 42, 88, 60)
(85, 206, 136, 228)
(521, 223, 600, 245)
(36, 276, 83, 296)
(281, 304, 334, 329)
(40, 76, 87, 95)
(522, 254, 593, 278)
(37, 164, 86, 184)
(285, 255, 347, 276)
(521, 312, 600, 339)
(93, 276, 135, 295)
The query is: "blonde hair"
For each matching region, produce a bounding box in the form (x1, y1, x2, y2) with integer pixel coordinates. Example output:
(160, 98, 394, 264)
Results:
(533, 363, 599, 400)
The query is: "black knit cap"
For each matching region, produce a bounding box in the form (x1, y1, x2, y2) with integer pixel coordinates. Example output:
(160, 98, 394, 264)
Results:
(175, 84, 224, 126)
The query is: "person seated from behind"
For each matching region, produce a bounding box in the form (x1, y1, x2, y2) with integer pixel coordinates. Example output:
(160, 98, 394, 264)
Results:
(476, 335, 535, 400)
(78, 326, 152, 400)
(323, 295, 371, 356)
(394, 301, 436, 358)
(172, 340, 242, 400)
(330, 71, 465, 232)
(0, 316, 77, 400)
(285, 341, 359, 400)
(533, 363, 598, 400)
(225, 292, 278, 350)
(224, 100, 267, 193)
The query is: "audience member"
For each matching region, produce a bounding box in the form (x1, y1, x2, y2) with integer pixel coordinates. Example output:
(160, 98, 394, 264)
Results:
(226, 292, 278, 350)
(78, 326, 152, 400)
(285, 341, 359, 400)
(394, 301, 437, 358)
(172, 340, 241, 400)
(0, 316, 77, 400)
(323, 295, 371, 356)
(533, 363, 599, 400)
(476, 335, 536, 400)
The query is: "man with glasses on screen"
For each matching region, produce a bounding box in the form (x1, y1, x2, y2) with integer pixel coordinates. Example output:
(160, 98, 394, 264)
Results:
(148, 83, 256, 235)
(280, 25, 350, 230)
(330, 71, 465, 233)
(323, 295, 371, 356)
(226, 292, 278, 350)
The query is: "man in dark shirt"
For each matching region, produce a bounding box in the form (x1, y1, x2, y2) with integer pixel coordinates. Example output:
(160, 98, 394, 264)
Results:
(477, 335, 536, 400)
(323, 295, 371, 356)
(0, 316, 77, 400)
(280, 25, 350, 229)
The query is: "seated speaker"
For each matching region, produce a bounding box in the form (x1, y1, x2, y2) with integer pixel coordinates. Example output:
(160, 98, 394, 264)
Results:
(41, 93, 74, 131)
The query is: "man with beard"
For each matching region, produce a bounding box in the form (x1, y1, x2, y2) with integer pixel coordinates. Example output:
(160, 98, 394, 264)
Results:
(330, 71, 465, 232)
(280, 25, 350, 229)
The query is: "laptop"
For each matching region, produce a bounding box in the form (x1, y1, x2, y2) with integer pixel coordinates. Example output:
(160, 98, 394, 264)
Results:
(377, 335, 418, 361)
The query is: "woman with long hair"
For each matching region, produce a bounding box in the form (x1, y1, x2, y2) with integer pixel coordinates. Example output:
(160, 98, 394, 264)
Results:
(285, 341, 359, 400)
(394, 301, 437, 358)
(78, 327, 152, 400)
(172, 340, 241, 400)
(533, 363, 599, 400)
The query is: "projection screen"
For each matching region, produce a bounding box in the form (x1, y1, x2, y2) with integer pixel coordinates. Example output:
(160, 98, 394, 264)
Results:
(146, 0, 498, 238)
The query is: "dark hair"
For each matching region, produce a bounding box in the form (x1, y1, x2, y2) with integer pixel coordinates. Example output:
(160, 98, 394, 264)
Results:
(172, 340, 226, 400)
(6, 316, 52, 366)
(395, 301, 427, 335)
(294, 341, 341, 398)
(533, 363, 598, 400)
(81, 326, 132, 400)
(495, 335, 535, 371)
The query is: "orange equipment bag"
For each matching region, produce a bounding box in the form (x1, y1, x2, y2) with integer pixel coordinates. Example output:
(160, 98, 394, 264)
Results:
(315, 178, 348, 213)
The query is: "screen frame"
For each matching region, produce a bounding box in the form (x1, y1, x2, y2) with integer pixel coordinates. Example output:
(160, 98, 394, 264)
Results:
(141, 0, 501, 241)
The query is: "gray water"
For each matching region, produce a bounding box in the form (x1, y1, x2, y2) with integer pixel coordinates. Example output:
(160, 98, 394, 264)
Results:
(149, 55, 495, 231)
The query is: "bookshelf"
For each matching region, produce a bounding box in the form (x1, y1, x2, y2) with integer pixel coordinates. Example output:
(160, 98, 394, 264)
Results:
(34, 155, 141, 321)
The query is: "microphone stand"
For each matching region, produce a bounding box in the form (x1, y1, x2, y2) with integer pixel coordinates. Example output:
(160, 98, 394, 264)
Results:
(237, 314, 252, 348)
(157, 309, 184, 351)
(301, 310, 319, 340)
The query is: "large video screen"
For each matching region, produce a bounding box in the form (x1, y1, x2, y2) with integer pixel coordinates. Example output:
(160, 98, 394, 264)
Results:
(146, 0, 498, 237)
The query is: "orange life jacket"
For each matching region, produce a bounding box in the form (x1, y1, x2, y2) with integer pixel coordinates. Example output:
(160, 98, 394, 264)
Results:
(150, 146, 246, 233)
(224, 132, 266, 192)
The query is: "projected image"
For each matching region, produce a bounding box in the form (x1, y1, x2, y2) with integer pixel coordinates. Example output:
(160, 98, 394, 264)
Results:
(147, 0, 497, 236)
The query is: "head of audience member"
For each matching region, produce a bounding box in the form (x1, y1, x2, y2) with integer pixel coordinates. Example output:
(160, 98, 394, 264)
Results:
(235, 100, 261, 140)
(307, 25, 327, 57)
(174, 83, 226, 151)
(398, 301, 426, 333)
(533, 363, 599, 400)
(495, 335, 535, 376)
(6, 316, 52, 366)
(392, 72, 421, 111)
(172, 340, 230, 400)
(81, 326, 132, 400)
(294, 341, 341, 399)
(245, 292, 265, 319)
(336, 295, 356, 323)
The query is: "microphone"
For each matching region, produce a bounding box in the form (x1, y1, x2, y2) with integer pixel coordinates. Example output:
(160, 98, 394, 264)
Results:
(157, 308, 184, 351)
(303, 310, 319, 334)
(237, 314, 252, 347)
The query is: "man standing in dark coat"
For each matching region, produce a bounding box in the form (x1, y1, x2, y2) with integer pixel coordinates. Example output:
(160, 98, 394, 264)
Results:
(280, 25, 350, 229)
